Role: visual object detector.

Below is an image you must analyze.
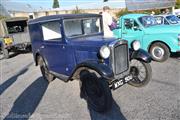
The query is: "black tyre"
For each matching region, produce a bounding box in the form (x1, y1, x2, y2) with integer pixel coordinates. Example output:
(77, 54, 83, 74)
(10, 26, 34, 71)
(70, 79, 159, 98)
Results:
(150, 42, 170, 62)
(38, 56, 55, 83)
(3, 48, 9, 59)
(128, 59, 152, 87)
(80, 70, 112, 113)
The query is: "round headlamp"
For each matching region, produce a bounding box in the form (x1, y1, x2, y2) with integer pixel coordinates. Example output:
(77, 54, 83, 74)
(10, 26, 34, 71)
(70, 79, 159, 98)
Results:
(99, 45, 110, 59)
(132, 40, 141, 51)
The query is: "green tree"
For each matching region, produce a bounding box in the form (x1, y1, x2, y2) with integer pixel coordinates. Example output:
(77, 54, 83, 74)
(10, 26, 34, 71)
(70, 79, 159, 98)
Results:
(0, 15, 6, 20)
(71, 6, 84, 14)
(176, 0, 180, 9)
(53, 0, 60, 8)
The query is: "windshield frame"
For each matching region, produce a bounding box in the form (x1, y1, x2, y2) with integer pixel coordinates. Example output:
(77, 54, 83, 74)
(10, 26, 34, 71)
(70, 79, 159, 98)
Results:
(63, 17, 103, 39)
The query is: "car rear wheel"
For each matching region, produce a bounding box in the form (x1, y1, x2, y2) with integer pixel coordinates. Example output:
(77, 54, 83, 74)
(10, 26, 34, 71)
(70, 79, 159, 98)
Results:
(128, 59, 152, 87)
(80, 70, 112, 113)
(38, 56, 55, 83)
(150, 42, 170, 62)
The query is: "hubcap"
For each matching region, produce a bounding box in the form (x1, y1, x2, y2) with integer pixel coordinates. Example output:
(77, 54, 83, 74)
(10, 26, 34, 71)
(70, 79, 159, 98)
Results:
(152, 47, 165, 59)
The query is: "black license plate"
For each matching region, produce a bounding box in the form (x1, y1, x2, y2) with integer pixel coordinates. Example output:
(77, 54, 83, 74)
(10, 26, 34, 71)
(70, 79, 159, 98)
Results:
(112, 74, 133, 90)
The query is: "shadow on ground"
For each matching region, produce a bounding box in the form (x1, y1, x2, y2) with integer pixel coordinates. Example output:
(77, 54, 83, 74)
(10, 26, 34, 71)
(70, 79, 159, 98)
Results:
(0, 50, 32, 60)
(4, 77, 48, 120)
(171, 52, 180, 60)
(9, 50, 32, 59)
(88, 99, 127, 120)
(0, 62, 33, 95)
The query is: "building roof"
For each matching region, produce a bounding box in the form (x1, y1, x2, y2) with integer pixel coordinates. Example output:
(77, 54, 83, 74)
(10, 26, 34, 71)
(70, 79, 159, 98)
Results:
(28, 14, 101, 24)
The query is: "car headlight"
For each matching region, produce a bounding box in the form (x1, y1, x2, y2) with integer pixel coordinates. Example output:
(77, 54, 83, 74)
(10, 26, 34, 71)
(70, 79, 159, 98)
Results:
(132, 40, 141, 51)
(99, 45, 110, 59)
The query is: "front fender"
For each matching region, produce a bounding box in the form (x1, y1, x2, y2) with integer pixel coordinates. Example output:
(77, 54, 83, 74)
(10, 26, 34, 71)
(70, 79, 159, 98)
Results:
(130, 49, 152, 63)
(71, 60, 114, 80)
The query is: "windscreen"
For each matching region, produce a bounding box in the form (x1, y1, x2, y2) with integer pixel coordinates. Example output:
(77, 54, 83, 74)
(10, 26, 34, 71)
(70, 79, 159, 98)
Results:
(139, 16, 158, 27)
(63, 17, 102, 38)
(6, 20, 27, 34)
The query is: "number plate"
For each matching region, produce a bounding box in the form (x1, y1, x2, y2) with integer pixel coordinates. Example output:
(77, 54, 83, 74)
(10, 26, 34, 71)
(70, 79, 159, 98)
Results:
(112, 74, 133, 90)
(4, 38, 13, 45)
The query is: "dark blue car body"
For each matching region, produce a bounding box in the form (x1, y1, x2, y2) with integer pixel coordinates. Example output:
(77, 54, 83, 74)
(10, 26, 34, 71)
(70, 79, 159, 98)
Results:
(28, 13, 151, 86)
(28, 14, 152, 112)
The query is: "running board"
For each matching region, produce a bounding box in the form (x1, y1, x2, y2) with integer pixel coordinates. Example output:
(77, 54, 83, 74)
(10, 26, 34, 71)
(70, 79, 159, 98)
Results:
(50, 71, 69, 82)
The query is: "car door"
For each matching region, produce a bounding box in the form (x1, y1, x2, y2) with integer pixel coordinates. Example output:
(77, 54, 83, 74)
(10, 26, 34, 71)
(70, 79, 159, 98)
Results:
(40, 20, 69, 75)
(121, 18, 144, 47)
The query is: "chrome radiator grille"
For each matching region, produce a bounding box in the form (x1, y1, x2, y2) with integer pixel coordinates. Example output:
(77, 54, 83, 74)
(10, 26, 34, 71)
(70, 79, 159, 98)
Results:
(114, 44, 128, 75)
(110, 40, 129, 76)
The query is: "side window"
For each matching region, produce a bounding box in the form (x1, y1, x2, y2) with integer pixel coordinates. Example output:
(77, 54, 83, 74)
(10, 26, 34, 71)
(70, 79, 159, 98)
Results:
(164, 19, 169, 25)
(124, 19, 139, 30)
(42, 21, 62, 41)
(134, 20, 139, 28)
(124, 19, 133, 29)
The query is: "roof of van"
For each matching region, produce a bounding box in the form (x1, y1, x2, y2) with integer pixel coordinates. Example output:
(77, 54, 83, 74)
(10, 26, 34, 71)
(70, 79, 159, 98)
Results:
(28, 14, 101, 24)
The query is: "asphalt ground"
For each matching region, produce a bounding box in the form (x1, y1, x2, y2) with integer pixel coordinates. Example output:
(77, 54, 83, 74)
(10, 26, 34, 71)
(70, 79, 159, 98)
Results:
(0, 53, 180, 120)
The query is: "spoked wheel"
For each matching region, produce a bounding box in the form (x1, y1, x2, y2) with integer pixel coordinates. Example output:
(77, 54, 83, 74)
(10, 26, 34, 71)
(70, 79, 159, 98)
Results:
(39, 57, 55, 83)
(128, 59, 152, 87)
(80, 70, 112, 113)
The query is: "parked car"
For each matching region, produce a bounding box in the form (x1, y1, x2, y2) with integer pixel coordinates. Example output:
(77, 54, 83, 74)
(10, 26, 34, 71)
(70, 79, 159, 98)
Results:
(154, 14, 180, 25)
(113, 14, 180, 62)
(28, 14, 152, 112)
(0, 17, 31, 59)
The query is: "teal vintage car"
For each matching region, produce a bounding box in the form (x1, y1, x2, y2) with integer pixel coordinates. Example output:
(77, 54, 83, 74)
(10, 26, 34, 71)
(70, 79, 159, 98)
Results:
(113, 14, 180, 62)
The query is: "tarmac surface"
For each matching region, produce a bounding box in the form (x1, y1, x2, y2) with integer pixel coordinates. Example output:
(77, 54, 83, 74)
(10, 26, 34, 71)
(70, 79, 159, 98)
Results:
(0, 53, 180, 120)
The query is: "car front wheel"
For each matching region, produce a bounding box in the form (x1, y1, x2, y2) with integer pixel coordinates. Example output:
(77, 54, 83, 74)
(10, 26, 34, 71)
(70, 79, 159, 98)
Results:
(150, 42, 170, 62)
(80, 70, 112, 113)
(128, 59, 152, 87)
(38, 56, 54, 83)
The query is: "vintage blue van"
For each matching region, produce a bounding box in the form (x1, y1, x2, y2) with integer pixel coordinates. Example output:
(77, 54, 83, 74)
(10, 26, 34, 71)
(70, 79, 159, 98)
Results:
(28, 14, 152, 112)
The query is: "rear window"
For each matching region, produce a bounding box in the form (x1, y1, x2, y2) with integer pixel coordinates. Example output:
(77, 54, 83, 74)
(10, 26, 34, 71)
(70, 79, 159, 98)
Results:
(6, 20, 27, 34)
(41, 21, 62, 41)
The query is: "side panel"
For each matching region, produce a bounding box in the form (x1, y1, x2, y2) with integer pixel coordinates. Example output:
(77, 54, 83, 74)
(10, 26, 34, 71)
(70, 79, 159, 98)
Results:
(142, 33, 180, 52)
(28, 23, 42, 61)
(11, 32, 31, 44)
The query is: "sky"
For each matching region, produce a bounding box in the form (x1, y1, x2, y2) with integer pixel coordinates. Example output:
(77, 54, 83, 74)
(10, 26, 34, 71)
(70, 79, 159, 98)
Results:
(1, 0, 126, 12)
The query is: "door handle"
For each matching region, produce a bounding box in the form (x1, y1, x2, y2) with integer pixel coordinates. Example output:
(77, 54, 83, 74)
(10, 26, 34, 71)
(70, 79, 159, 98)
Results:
(40, 46, 45, 49)
(122, 32, 127, 34)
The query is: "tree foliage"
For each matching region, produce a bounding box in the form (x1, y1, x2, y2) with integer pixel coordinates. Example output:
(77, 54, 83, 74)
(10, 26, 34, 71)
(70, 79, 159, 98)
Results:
(71, 6, 84, 14)
(0, 15, 7, 20)
(116, 8, 161, 18)
(176, 0, 180, 9)
(53, 0, 60, 8)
